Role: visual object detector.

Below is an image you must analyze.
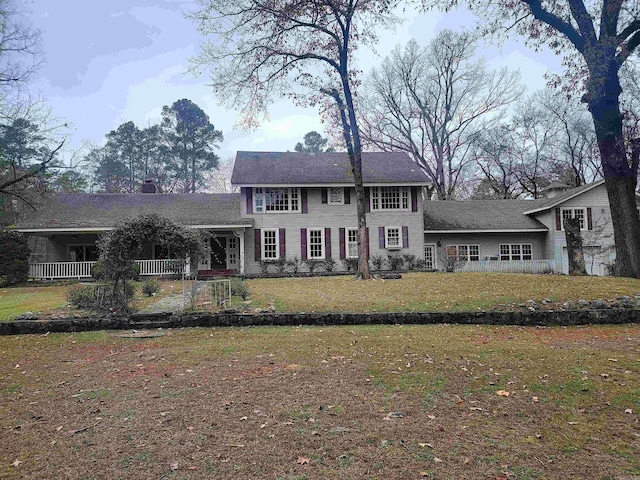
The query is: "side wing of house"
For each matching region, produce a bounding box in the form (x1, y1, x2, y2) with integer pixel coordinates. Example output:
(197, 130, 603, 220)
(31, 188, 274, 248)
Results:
(525, 181, 615, 276)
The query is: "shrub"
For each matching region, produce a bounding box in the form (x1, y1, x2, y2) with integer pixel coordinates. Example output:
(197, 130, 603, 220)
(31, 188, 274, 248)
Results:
(370, 254, 385, 271)
(230, 277, 250, 300)
(67, 282, 135, 312)
(402, 254, 416, 270)
(285, 256, 300, 274)
(343, 257, 358, 272)
(141, 279, 160, 297)
(166, 259, 186, 274)
(0, 230, 30, 286)
(275, 257, 286, 274)
(304, 259, 323, 273)
(323, 257, 337, 272)
(388, 255, 404, 271)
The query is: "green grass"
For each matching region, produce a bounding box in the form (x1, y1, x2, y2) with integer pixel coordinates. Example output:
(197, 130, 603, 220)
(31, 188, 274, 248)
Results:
(246, 272, 640, 312)
(0, 285, 69, 321)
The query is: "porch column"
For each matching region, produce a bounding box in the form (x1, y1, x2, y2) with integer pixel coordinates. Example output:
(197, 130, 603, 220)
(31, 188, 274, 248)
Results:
(233, 229, 245, 274)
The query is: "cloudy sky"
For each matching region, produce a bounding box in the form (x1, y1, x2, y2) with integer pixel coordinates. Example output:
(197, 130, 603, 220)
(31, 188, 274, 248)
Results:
(25, 0, 563, 167)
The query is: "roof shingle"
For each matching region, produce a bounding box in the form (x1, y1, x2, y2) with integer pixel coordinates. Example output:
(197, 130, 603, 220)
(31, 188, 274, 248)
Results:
(231, 151, 430, 185)
(15, 193, 250, 231)
(423, 199, 548, 231)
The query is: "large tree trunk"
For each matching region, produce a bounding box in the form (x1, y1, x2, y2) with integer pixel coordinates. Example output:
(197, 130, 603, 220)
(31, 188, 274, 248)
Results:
(588, 65, 640, 278)
(564, 217, 587, 275)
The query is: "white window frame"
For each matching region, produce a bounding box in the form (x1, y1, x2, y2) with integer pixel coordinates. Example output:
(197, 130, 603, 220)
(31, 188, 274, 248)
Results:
(385, 226, 402, 250)
(261, 229, 280, 260)
(328, 187, 344, 205)
(371, 186, 409, 211)
(561, 207, 586, 230)
(446, 244, 480, 262)
(346, 228, 359, 259)
(424, 243, 437, 270)
(499, 244, 533, 261)
(254, 187, 301, 213)
(307, 227, 326, 260)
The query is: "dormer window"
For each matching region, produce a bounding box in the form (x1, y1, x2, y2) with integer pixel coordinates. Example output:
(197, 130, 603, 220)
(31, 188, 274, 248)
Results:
(254, 187, 300, 213)
(328, 187, 344, 205)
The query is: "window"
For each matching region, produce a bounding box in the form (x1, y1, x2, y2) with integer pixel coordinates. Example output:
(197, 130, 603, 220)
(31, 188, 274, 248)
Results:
(385, 226, 401, 249)
(262, 229, 279, 260)
(308, 228, 325, 259)
(446, 244, 480, 262)
(254, 187, 300, 213)
(68, 244, 99, 262)
(328, 187, 344, 205)
(561, 208, 585, 230)
(347, 228, 359, 258)
(500, 244, 533, 260)
(371, 186, 409, 211)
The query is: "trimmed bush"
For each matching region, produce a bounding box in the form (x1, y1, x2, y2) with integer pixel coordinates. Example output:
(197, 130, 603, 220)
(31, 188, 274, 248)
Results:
(230, 277, 250, 300)
(67, 282, 135, 312)
(141, 279, 160, 297)
(0, 230, 30, 286)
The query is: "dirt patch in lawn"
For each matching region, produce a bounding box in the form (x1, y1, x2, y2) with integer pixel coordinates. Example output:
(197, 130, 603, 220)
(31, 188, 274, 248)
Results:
(1, 324, 639, 479)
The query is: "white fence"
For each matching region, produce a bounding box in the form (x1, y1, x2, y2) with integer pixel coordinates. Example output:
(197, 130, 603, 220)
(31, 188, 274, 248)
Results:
(28, 259, 188, 280)
(454, 259, 558, 274)
(182, 279, 231, 311)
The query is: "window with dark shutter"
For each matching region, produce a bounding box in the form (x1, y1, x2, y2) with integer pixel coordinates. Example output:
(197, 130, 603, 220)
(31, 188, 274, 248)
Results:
(339, 228, 346, 259)
(279, 228, 286, 258)
(246, 187, 253, 214)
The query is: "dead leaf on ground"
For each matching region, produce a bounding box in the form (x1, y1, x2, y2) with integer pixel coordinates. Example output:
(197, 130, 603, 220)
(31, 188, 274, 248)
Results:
(297, 456, 310, 465)
(11, 459, 22, 467)
(496, 390, 510, 397)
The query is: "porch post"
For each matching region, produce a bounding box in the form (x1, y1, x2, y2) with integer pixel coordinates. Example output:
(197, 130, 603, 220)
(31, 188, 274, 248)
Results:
(234, 229, 245, 274)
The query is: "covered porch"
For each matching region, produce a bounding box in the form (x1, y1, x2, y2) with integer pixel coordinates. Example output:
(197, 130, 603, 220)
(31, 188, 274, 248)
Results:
(22, 228, 248, 280)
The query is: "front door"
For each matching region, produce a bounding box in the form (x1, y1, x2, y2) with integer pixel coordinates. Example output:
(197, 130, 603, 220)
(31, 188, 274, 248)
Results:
(424, 244, 437, 270)
(210, 236, 227, 269)
(227, 236, 238, 270)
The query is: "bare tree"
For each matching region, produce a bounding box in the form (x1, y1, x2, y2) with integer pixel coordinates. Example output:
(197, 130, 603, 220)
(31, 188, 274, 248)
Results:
(207, 155, 238, 193)
(189, 0, 402, 278)
(358, 31, 522, 199)
(420, 0, 640, 277)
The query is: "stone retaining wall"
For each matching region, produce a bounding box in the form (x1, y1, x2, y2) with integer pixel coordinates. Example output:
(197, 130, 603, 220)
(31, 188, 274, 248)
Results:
(1, 309, 638, 335)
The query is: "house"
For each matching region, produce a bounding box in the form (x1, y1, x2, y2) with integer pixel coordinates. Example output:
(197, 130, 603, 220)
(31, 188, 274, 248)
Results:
(423, 180, 630, 275)
(14, 151, 430, 278)
(11, 152, 636, 279)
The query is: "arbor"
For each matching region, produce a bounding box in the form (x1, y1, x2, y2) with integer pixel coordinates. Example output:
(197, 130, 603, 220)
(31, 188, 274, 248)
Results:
(358, 31, 521, 199)
(161, 99, 222, 193)
(294, 131, 335, 153)
(190, 0, 402, 278)
(97, 214, 204, 312)
(421, 0, 640, 276)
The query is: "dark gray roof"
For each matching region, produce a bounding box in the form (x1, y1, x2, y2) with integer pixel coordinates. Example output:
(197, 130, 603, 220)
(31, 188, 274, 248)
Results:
(15, 193, 250, 231)
(424, 199, 548, 231)
(231, 151, 431, 185)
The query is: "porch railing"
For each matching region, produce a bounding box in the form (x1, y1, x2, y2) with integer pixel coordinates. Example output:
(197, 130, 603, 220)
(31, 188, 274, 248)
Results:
(454, 259, 558, 274)
(28, 259, 189, 280)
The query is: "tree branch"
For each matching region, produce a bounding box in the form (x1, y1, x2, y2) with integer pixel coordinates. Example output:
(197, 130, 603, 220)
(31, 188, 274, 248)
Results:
(0, 140, 64, 191)
(522, 0, 586, 52)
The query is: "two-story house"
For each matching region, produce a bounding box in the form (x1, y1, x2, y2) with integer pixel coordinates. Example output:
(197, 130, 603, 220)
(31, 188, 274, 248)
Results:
(232, 151, 431, 274)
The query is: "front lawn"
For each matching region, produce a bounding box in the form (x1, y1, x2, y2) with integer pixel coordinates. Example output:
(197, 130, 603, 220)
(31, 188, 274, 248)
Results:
(246, 272, 640, 313)
(1, 324, 638, 479)
(0, 280, 184, 321)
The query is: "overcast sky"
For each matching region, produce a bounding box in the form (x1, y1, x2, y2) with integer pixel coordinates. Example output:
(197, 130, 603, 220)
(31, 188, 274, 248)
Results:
(26, 0, 563, 168)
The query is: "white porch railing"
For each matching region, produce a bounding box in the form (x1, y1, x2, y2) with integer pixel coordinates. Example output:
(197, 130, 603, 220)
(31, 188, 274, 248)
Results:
(28, 259, 189, 280)
(454, 259, 558, 274)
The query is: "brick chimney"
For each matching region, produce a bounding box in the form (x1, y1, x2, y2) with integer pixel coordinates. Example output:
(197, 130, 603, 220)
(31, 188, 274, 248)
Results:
(141, 179, 157, 193)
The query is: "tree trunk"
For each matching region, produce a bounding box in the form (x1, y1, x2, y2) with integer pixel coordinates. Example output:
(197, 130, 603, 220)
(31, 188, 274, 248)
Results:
(564, 217, 587, 275)
(588, 71, 640, 278)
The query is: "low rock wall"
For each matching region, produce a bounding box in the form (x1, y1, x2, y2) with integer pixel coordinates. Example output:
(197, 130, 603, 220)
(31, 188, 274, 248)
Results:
(1, 309, 638, 335)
